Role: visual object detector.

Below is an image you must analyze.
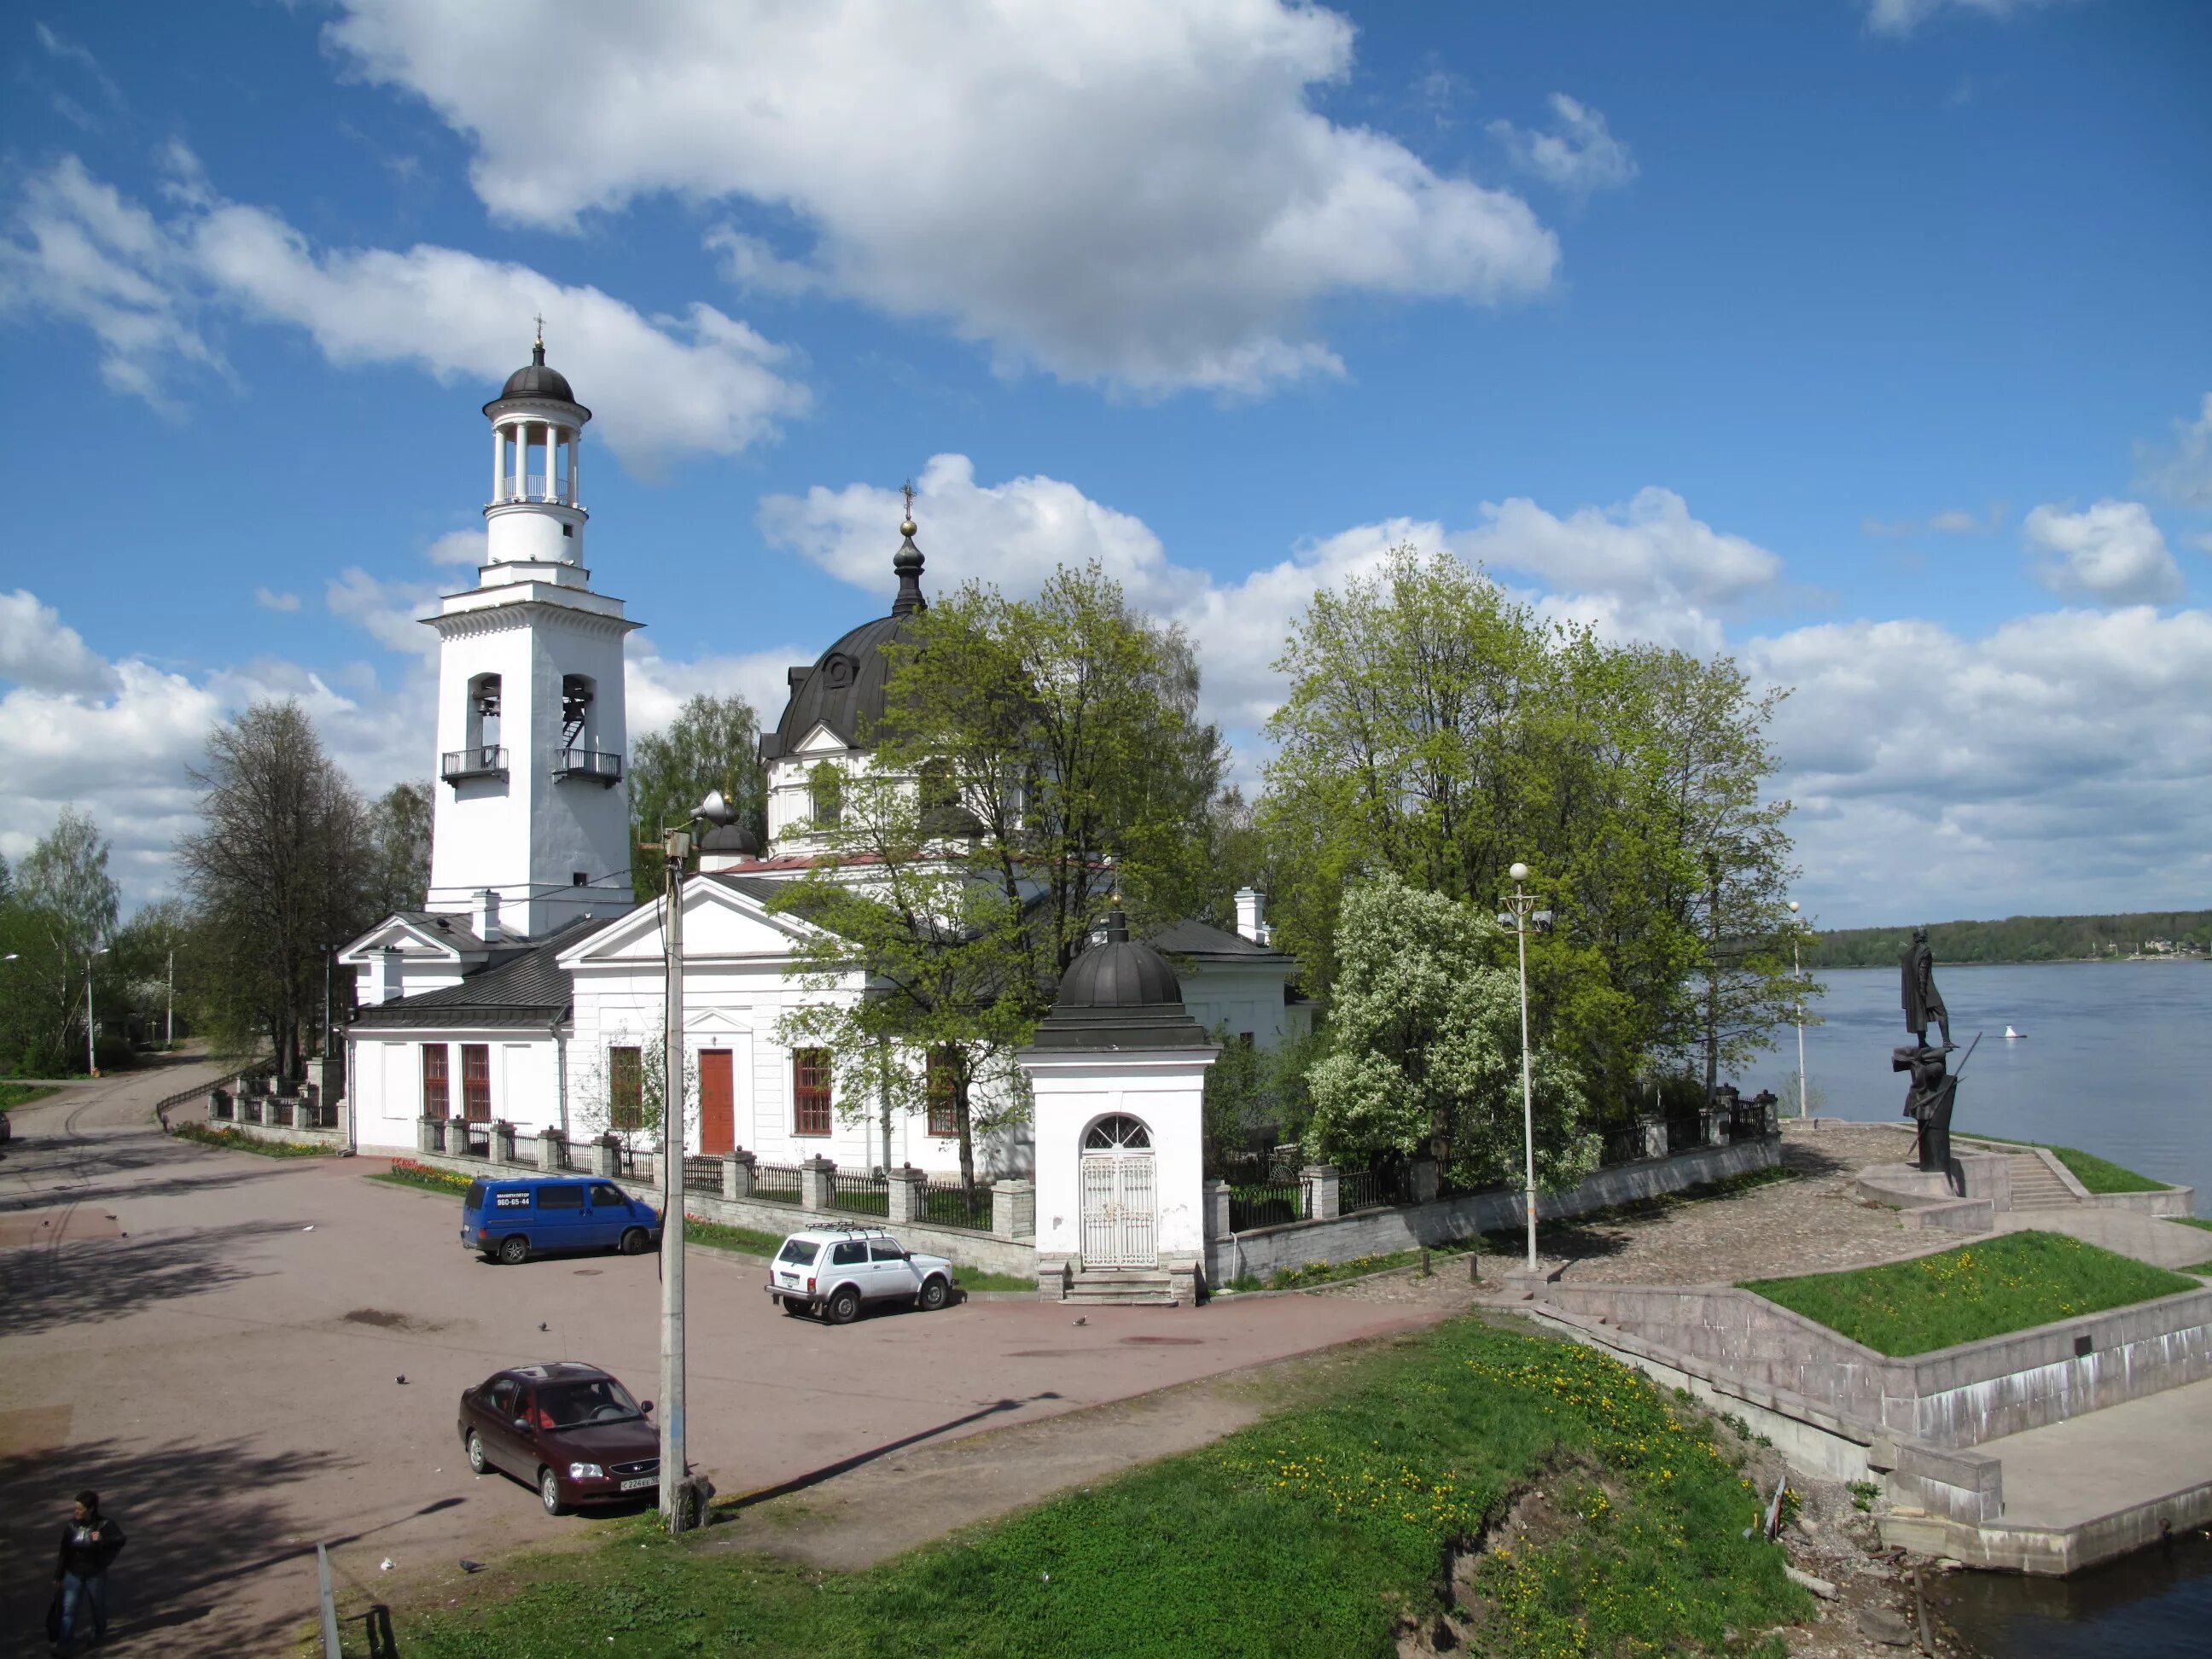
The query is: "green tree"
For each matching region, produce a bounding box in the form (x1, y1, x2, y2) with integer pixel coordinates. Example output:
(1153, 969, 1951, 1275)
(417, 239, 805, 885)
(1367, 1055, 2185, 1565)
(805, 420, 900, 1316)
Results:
(873, 562, 1225, 976)
(178, 701, 376, 1080)
(3, 807, 122, 1074)
(1260, 545, 1801, 1116)
(630, 695, 768, 901)
(366, 780, 434, 917)
(769, 769, 1039, 1190)
(1307, 874, 1592, 1190)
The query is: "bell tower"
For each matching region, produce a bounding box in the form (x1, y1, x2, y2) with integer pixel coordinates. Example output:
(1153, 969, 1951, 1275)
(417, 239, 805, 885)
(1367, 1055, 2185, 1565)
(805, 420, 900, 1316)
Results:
(422, 329, 638, 940)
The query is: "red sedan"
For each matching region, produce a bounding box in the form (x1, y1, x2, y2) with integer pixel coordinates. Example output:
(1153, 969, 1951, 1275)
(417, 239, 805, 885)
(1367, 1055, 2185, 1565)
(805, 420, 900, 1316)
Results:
(457, 1360, 660, 1515)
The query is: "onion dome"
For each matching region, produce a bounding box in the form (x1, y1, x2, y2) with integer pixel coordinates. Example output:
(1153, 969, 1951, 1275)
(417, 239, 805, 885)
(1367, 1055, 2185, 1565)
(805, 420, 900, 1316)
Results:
(1027, 910, 1214, 1051)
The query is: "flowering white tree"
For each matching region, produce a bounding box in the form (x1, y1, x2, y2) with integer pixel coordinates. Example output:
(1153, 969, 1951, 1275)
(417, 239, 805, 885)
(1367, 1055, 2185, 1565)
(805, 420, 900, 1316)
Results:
(1307, 873, 1595, 1191)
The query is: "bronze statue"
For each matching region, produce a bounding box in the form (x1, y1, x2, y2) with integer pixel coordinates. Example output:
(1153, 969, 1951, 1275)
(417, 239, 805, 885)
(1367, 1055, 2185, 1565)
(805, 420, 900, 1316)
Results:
(1901, 926, 1952, 1049)
(1893, 1044, 1957, 1179)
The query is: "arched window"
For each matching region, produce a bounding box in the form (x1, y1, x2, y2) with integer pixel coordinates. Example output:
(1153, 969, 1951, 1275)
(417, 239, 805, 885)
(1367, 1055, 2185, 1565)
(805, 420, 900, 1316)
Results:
(808, 761, 844, 830)
(1083, 1114, 1151, 1151)
(467, 673, 502, 765)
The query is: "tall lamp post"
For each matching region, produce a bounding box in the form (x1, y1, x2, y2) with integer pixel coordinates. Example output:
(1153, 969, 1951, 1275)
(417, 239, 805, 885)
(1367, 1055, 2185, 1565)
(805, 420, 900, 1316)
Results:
(1498, 863, 1553, 1273)
(655, 788, 735, 1535)
(1788, 900, 1808, 1121)
(84, 946, 110, 1077)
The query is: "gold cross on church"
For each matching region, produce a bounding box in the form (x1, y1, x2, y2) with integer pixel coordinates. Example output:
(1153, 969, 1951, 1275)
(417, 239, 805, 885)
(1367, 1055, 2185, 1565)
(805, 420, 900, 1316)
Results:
(533, 312, 545, 346)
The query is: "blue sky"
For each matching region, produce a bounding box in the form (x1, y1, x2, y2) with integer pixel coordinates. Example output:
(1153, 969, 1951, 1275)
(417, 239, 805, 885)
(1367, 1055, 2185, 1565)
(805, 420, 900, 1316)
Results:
(3, 0, 2209, 927)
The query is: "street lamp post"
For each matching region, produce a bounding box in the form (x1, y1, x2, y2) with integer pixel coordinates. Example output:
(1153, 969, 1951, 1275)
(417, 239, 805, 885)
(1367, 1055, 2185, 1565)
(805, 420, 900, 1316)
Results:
(1498, 864, 1553, 1273)
(655, 789, 735, 1536)
(1788, 900, 1808, 1121)
(84, 946, 110, 1078)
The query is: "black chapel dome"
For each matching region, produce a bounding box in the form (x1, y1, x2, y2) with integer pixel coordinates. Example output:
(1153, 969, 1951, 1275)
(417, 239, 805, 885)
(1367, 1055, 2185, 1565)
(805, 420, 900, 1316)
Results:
(1027, 913, 1214, 1052)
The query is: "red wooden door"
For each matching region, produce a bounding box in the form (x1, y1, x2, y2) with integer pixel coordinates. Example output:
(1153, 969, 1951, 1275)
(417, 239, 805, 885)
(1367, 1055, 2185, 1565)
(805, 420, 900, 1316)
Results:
(699, 1050, 735, 1154)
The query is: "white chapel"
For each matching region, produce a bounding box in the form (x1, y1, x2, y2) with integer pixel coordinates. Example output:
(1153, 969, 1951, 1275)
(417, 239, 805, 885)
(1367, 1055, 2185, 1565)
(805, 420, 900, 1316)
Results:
(338, 343, 1311, 1199)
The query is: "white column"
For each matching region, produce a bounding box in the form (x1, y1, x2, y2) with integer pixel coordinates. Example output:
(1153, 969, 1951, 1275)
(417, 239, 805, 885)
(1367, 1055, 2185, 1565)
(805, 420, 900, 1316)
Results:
(513, 421, 527, 502)
(492, 422, 504, 502)
(552, 427, 567, 503)
(570, 428, 581, 505)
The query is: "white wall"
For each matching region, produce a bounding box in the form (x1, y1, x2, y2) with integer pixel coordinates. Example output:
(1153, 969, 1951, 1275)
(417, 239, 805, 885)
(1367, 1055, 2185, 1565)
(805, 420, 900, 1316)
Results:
(1022, 1051, 1215, 1261)
(1181, 963, 1309, 1053)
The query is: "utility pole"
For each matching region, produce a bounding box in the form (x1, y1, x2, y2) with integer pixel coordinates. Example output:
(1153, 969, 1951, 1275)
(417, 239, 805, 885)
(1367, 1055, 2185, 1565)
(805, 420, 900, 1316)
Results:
(1788, 900, 1808, 1120)
(1499, 864, 1551, 1273)
(84, 947, 108, 1077)
(166, 949, 175, 1046)
(654, 789, 733, 1536)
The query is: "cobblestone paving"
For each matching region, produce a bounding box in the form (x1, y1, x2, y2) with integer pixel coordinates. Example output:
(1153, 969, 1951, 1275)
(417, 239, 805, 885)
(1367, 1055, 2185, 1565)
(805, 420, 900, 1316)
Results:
(1317, 1121, 1936, 1311)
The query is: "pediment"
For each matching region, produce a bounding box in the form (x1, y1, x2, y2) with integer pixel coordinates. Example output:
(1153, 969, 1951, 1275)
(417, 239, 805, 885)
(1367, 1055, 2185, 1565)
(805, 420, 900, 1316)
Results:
(559, 880, 814, 968)
(792, 722, 859, 757)
(339, 914, 469, 964)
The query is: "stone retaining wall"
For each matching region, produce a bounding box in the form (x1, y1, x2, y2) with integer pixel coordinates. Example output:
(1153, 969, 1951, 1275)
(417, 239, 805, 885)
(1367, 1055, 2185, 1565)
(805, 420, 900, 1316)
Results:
(1208, 1137, 1780, 1285)
(1535, 1278, 2212, 1450)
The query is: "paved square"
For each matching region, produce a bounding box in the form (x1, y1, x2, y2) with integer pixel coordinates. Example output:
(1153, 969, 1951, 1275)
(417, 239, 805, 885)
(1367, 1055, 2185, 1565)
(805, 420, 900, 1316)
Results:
(0, 1068, 1433, 1656)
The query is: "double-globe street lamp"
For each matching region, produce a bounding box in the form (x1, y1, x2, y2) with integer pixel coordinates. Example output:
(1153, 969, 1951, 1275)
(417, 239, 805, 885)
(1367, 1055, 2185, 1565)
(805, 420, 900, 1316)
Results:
(1497, 863, 1553, 1274)
(653, 787, 736, 1535)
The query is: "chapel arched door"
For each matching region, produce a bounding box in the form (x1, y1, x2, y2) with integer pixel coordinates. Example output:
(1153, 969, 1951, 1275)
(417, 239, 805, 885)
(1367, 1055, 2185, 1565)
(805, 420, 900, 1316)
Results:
(1080, 1114, 1156, 1268)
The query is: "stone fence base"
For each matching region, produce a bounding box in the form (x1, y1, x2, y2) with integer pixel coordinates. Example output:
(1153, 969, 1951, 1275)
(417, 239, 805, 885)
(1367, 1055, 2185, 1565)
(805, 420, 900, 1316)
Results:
(1208, 1136, 1781, 1286)
(392, 1145, 1039, 1280)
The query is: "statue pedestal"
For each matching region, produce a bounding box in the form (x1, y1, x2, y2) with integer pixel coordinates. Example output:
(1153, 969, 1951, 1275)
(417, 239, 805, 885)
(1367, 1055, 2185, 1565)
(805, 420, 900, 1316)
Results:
(1858, 1163, 1960, 1206)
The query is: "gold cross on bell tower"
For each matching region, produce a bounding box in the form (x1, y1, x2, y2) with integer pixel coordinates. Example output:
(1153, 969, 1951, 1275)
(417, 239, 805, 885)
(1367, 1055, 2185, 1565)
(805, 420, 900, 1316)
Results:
(900, 479, 917, 538)
(533, 312, 546, 346)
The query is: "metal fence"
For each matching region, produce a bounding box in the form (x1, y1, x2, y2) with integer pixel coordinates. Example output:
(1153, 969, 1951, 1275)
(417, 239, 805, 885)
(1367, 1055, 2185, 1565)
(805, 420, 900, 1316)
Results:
(752, 1162, 803, 1205)
(919, 1175, 992, 1230)
(828, 1169, 890, 1216)
(457, 1121, 493, 1159)
(683, 1156, 724, 1196)
(1336, 1163, 1414, 1214)
(1225, 1179, 1306, 1231)
(1598, 1124, 1645, 1167)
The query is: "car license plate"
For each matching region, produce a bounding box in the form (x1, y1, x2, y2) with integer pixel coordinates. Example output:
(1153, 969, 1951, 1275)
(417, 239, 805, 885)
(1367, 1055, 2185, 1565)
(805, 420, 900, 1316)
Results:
(777, 1272, 796, 1285)
(620, 1476, 655, 1492)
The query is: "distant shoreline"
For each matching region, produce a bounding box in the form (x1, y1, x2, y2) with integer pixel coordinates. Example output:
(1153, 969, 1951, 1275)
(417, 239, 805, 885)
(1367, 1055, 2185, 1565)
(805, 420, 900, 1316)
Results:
(1818, 955, 2206, 970)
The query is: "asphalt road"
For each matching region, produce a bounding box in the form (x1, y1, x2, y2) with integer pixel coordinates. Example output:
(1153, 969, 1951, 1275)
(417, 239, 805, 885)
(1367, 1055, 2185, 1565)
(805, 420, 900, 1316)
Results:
(0, 1067, 1429, 1656)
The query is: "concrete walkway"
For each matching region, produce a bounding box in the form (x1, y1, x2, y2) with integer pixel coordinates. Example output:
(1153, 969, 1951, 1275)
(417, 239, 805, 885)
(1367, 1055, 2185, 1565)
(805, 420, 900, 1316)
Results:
(1999, 1208, 2212, 1272)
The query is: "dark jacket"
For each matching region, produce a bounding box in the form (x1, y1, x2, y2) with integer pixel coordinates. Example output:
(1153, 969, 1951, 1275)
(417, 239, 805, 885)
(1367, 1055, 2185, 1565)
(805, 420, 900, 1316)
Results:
(55, 1516, 125, 1579)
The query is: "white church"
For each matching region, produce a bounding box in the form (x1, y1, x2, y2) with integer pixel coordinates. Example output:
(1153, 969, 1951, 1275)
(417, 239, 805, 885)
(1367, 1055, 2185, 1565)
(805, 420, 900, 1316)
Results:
(338, 341, 1310, 1224)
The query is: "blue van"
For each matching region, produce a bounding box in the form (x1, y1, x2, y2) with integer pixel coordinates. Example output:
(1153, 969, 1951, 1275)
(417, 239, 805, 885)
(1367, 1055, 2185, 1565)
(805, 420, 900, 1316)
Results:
(462, 1176, 662, 1265)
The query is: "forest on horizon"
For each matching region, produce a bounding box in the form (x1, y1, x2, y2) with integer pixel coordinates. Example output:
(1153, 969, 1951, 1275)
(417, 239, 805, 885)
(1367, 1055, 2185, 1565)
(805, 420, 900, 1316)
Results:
(1803, 911, 2212, 969)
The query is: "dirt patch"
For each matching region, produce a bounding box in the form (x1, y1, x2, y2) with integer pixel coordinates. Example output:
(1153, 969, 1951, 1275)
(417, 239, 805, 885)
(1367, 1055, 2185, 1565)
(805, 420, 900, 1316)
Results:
(340, 1307, 451, 1334)
(1119, 1335, 1203, 1346)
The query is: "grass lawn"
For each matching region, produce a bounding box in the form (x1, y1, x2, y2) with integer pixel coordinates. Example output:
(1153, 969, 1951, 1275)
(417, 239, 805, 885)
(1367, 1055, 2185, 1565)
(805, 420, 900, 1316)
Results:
(0, 1081, 62, 1110)
(1742, 1231, 2199, 1357)
(950, 1265, 1037, 1293)
(169, 1121, 334, 1157)
(1955, 1131, 2171, 1192)
(388, 1316, 1806, 1659)
(681, 1217, 784, 1258)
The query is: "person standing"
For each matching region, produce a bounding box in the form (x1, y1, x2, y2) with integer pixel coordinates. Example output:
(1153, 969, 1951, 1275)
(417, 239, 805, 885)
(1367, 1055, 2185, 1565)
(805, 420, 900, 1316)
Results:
(51, 1490, 125, 1654)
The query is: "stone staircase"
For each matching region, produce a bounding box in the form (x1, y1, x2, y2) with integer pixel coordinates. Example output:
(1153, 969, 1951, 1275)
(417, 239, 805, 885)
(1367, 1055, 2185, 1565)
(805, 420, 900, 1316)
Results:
(2005, 1153, 2081, 1212)
(1062, 1267, 1180, 1307)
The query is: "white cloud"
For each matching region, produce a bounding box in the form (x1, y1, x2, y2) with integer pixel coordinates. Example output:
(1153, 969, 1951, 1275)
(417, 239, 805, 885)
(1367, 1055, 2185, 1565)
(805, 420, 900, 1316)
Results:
(2137, 392, 2212, 509)
(762, 459, 1784, 736)
(326, 568, 442, 659)
(0, 588, 122, 697)
(423, 529, 485, 567)
(1487, 94, 1638, 196)
(33, 21, 125, 111)
(1865, 0, 2072, 36)
(1754, 606, 2212, 920)
(255, 587, 302, 612)
(326, 0, 1560, 395)
(1862, 504, 2005, 538)
(2022, 499, 2181, 606)
(2, 154, 808, 471)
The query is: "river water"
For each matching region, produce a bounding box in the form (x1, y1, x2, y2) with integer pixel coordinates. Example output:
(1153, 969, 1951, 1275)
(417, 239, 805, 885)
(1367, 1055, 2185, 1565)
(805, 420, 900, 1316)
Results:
(1739, 958, 2212, 1657)
(1738, 958, 2212, 1197)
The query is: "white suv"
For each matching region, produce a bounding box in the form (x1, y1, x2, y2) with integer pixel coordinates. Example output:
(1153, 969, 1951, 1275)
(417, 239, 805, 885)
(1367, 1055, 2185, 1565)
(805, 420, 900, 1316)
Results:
(766, 1226, 955, 1324)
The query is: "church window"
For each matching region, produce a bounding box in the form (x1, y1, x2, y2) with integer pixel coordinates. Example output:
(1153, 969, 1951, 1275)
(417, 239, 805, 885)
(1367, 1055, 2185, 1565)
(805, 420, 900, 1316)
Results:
(919, 760, 957, 820)
(422, 1044, 450, 1118)
(925, 1046, 958, 1138)
(461, 1045, 492, 1121)
(809, 763, 843, 830)
(562, 523, 573, 538)
(794, 1049, 832, 1136)
(608, 1046, 644, 1132)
